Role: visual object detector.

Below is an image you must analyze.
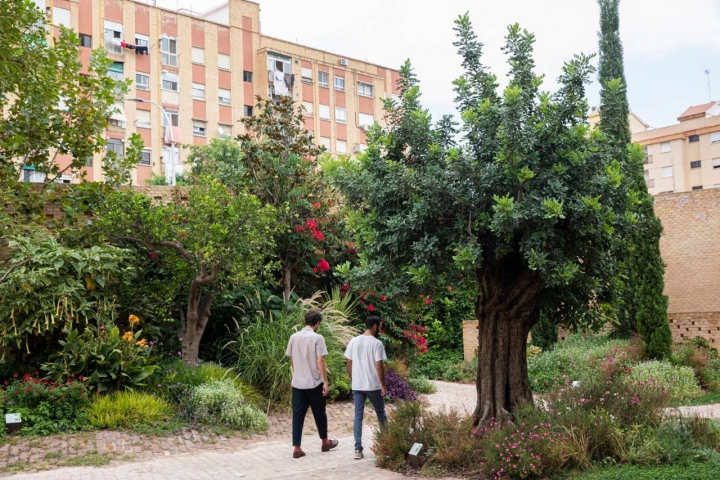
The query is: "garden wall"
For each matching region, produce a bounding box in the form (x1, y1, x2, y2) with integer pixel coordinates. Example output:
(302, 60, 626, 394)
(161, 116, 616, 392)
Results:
(462, 189, 720, 360)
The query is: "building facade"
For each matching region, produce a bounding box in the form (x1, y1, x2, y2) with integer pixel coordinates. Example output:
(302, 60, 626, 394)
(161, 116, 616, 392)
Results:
(36, 0, 399, 185)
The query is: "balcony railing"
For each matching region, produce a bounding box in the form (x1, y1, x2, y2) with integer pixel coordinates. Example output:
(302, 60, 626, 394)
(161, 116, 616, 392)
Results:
(643, 155, 653, 165)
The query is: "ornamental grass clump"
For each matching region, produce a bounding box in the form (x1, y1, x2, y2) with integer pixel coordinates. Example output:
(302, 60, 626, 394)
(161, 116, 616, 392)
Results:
(87, 391, 173, 430)
(626, 360, 702, 402)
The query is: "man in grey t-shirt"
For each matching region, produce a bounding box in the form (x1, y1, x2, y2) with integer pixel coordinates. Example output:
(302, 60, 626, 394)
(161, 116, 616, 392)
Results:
(285, 309, 339, 458)
(344, 315, 387, 459)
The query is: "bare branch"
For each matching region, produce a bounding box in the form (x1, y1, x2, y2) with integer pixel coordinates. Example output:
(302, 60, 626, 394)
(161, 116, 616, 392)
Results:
(0, 258, 30, 285)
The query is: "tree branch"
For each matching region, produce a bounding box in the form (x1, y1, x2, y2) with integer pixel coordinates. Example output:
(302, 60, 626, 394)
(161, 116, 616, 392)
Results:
(0, 258, 29, 285)
(158, 240, 195, 264)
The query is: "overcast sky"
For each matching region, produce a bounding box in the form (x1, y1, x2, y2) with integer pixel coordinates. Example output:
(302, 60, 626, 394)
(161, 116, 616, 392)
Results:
(160, 0, 720, 129)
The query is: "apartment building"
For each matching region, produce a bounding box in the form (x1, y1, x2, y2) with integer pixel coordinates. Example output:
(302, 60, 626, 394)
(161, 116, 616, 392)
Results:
(34, 0, 399, 185)
(634, 102, 720, 195)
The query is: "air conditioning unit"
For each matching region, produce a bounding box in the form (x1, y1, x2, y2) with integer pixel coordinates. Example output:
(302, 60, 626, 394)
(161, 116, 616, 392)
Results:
(353, 144, 363, 153)
(339, 58, 348, 66)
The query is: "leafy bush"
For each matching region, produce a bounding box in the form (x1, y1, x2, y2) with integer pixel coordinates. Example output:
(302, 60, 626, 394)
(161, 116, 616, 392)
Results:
(626, 360, 702, 402)
(149, 360, 264, 408)
(671, 339, 720, 392)
(385, 370, 417, 401)
(87, 391, 173, 430)
(409, 349, 464, 380)
(42, 317, 159, 392)
(408, 376, 436, 394)
(181, 380, 268, 431)
(225, 290, 357, 406)
(2, 373, 90, 435)
(442, 358, 477, 383)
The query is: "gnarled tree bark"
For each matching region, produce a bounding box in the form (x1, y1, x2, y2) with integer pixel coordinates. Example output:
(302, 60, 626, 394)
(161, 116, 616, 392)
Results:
(473, 260, 544, 427)
(180, 262, 218, 364)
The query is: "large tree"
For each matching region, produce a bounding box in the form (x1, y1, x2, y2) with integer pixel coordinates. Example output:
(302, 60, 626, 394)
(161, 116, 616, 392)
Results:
(597, 0, 671, 358)
(331, 16, 631, 425)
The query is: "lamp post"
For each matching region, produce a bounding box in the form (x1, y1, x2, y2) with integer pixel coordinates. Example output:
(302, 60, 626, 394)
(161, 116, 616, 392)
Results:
(126, 97, 176, 186)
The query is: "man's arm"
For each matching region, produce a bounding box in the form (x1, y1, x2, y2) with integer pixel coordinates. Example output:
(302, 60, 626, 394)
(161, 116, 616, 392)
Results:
(318, 356, 329, 396)
(346, 359, 352, 380)
(375, 360, 386, 396)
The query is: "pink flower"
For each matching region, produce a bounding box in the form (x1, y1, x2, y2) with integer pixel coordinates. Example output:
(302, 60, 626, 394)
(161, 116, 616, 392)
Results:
(294, 226, 305, 232)
(305, 219, 318, 229)
(367, 304, 375, 312)
(317, 259, 330, 272)
(631, 397, 640, 405)
(312, 230, 325, 241)
(311, 202, 321, 209)
(424, 297, 433, 306)
(380, 295, 387, 302)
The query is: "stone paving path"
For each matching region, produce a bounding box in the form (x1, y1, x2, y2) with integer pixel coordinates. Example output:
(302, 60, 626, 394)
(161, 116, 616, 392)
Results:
(4, 382, 469, 480)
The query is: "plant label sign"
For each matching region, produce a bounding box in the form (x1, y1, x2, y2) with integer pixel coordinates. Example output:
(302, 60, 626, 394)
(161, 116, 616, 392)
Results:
(408, 442, 424, 468)
(5, 413, 21, 433)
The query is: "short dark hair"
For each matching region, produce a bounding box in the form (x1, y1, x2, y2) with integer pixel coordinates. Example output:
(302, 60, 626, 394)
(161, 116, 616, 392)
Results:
(366, 315, 382, 331)
(305, 309, 323, 326)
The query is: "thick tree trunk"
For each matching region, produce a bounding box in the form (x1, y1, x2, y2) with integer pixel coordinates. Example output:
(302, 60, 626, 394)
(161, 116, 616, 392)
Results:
(181, 289, 213, 364)
(473, 264, 544, 426)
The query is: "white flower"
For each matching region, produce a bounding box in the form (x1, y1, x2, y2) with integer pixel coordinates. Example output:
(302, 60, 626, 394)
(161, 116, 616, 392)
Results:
(571, 381, 580, 388)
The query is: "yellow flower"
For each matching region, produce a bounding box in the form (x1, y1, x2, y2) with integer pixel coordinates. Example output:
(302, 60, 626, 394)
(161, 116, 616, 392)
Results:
(122, 331, 134, 342)
(136, 339, 147, 347)
(128, 314, 140, 326)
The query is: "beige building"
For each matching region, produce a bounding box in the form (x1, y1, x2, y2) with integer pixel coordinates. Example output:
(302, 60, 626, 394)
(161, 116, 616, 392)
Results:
(634, 102, 720, 194)
(34, 0, 399, 185)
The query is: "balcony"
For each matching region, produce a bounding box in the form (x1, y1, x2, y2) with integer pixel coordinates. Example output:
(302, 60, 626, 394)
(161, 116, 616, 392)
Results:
(646, 179, 655, 188)
(643, 155, 653, 165)
(268, 70, 293, 98)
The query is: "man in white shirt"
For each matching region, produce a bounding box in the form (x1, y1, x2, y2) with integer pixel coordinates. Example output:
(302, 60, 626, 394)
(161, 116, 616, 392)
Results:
(286, 309, 339, 458)
(344, 315, 388, 459)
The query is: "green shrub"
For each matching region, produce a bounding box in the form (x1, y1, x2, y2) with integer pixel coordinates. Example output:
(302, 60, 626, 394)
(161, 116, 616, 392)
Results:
(182, 380, 268, 431)
(3, 373, 90, 435)
(671, 339, 720, 392)
(408, 376, 436, 394)
(627, 360, 702, 402)
(442, 359, 477, 383)
(42, 319, 159, 393)
(572, 462, 720, 480)
(409, 349, 464, 380)
(149, 360, 264, 408)
(87, 391, 173, 430)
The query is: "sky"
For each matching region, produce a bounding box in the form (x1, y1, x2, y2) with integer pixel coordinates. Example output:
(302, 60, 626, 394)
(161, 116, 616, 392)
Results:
(159, 0, 720, 129)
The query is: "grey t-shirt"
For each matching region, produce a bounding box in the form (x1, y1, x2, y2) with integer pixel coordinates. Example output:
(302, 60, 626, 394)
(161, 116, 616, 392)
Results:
(286, 327, 329, 389)
(344, 335, 387, 391)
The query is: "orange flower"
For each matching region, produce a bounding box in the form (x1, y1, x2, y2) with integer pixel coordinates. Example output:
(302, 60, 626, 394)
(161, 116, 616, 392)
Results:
(122, 331, 134, 342)
(136, 339, 147, 347)
(128, 314, 140, 326)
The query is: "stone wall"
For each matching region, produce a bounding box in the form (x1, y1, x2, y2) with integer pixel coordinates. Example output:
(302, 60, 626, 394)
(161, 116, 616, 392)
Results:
(462, 189, 720, 359)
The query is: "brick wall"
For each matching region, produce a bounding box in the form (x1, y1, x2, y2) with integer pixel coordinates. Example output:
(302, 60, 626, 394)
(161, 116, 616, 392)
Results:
(461, 189, 720, 358)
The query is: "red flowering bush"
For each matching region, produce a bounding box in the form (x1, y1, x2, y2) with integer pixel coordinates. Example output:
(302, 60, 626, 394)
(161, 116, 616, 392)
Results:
(317, 258, 330, 272)
(2, 373, 90, 435)
(402, 323, 428, 354)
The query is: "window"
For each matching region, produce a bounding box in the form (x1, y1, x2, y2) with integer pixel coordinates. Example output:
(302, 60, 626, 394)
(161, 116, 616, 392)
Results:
(85, 157, 93, 167)
(160, 36, 178, 67)
(711, 131, 720, 143)
(713, 158, 720, 169)
(108, 62, 124, 81)
(162, 109, 179, 127)
(218, 124, 232, 138)
(135, 110, 151, 128)
(644, 170, 650, 181)
(53, 7, 71, 28)
(302, 67, 313, 83)
(244, 105, 253, 117)
(318, 104, 330, 120)
(690, 160, 701, 169)
(192, 120, 206, 137)
(192, 83, 205, 100)
(218, 54, 231, 70)
(79, 34, 92, 48)
(267, 53, 291, 74)
(692, 185, 703, 191)
(660, 142, 671, 153)
(334, 76, 345, 91)
(22, 168, 46, 183)
(689, 135, 700, 143)
(335, 107, 346, 124)
(104, 21, 122, 55)
(54, 175, 72, 184)
(318, 71, 329, 87)
(191, 47, 205, 65)
(218, 88, 231, 105)
(135, 35, 149, 49)
(139, 149, 152, 166)
(161, 72, 179, 92)
(358, 113, 374, 128)
(319, 137, 331, 151)
(662, 166, 673, 178)
(336, 140, 347, 154)
(302, 101, 314, 115)
(243, 71, 253, 83)
(358, 82, 374, 98)
(108, 103, 126, 128)
(106, 138, 124, 158)
(135, 73, 150, 90)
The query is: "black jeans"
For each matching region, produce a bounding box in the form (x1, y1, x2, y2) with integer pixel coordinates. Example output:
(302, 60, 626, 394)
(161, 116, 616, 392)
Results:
(292, 383, 327, 446)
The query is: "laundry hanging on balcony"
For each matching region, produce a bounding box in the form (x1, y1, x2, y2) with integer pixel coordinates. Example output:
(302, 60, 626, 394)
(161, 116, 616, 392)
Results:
(273, 70, 289, 96)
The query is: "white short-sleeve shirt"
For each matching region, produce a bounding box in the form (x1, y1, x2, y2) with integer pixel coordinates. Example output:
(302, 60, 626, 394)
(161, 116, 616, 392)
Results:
(344, 335, 387, 391)
(286, 327, 328, 389)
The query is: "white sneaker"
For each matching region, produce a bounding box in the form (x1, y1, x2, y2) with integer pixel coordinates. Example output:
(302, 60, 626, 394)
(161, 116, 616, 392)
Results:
(354, 450, 364, 460)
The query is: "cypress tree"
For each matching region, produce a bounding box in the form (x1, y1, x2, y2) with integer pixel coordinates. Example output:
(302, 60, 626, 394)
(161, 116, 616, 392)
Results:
(597, 0, 671, 358)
